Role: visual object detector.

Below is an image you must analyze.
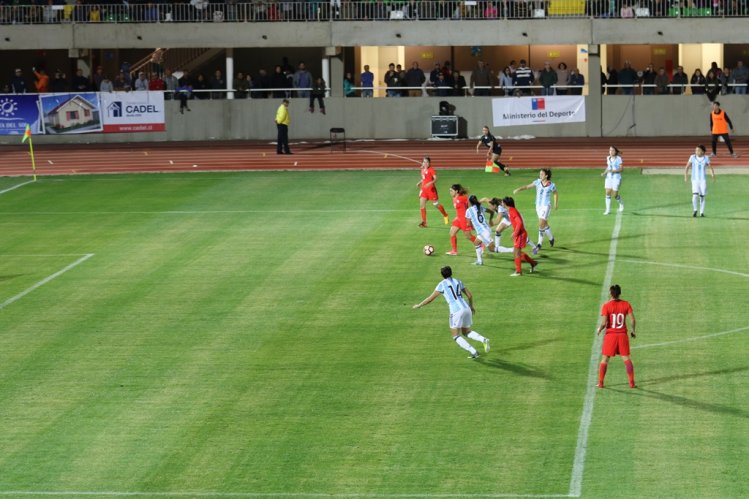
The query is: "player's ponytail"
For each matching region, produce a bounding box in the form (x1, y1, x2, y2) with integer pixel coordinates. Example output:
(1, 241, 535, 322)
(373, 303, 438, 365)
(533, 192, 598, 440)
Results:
(611, 146, 620, 156)
(468, 195, 481, 208)
(451, 184, 468, 195)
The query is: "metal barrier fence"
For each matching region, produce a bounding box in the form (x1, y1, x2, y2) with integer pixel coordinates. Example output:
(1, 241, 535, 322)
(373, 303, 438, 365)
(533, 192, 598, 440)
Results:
(1, 0, 747, 24)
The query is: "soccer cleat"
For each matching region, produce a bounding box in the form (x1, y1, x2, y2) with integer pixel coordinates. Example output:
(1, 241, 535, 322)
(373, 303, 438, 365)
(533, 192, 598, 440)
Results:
(618, 203, 624, 212)
(532, 244, 540, 255)
(629, 384, 637, 389)
(504, 168, 511, 176)
(445, 251, 458, 256)
(443, 216, 449, 225)
(472, 261, 483, 266)
(603, 211, 610, 215)
(596, 383, 604, 389)
(530, 262, 538, 273)
(731, 153, 739, 158)
(709, 153, 717, 157)
(483, 339, 490, 353)
(693, 211, 698, 218)
(549, 238, 555, 247)
(510, 271, 522, 277)
(418, 222, 427, 228)
(469, 352, 479, 359)
(700, 213, 705, 217)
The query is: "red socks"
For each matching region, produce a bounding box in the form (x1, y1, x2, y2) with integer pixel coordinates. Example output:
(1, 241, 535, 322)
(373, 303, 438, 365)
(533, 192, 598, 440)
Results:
(520, 253, 536, 265)
(514, 257, 522, 273)
(450, 235, 457, 252)
(624, 359, 635, 387)
(437, 204, 448, 217)
(420, 208, 427, 223)
(598, 362, 608, 387)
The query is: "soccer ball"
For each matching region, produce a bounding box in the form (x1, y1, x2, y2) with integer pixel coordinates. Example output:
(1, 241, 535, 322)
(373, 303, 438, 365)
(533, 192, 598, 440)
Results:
(423, 244, 435, 256)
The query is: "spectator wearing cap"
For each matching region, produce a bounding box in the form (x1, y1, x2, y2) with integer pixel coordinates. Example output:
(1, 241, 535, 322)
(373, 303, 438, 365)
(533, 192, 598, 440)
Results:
(11, 69, 27, 94)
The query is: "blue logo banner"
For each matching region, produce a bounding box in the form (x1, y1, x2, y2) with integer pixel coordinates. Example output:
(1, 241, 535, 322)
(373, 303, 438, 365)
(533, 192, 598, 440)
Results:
(0, 94, 41, 136)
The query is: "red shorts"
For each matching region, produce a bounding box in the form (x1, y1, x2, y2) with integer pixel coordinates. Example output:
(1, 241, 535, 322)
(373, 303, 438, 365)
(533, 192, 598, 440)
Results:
(452, 218, 471, 232)
(513, 230, 528, 248)
(602, 333, 631, 357)
(420, 188, 439, 201)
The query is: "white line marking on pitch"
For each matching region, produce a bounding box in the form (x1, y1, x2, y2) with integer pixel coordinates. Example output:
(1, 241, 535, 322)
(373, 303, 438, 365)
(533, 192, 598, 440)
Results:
(617, 258, 749, 279)
(0, 253, 94, 311)
(0, 180, 35, 195)
(569, 209, 624, 498)
(0, 492, 570, 498)
(634, 325, 749, 350)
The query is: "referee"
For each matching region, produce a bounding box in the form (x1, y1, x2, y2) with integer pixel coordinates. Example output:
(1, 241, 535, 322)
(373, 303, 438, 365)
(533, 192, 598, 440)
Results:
(275, 99, 291, 155)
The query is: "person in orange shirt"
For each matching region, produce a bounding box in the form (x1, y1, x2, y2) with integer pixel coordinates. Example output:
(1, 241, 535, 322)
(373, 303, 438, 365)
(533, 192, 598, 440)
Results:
(709, 101, 737, 158)
(596, 284, 637, 388)
(33, 67, 49, 93)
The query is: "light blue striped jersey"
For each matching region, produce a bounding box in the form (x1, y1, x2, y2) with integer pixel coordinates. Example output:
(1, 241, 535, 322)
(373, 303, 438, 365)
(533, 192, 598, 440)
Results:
(689, 154, 710, 182)
(606, 155, 623, 180)
(534, 179, 557, 207)
(435, 277, 470, 314)
(466, 205, 491, 233)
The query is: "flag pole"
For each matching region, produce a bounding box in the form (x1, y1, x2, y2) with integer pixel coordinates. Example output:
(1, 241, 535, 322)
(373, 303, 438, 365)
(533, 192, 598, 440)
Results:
(28, 136, 37, 182)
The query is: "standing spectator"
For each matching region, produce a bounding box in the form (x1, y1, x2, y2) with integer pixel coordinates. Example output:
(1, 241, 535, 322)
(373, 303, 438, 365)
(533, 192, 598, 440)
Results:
(719, 66, 731, 95)
(33, 68, 50, 93)
(429, 62, 442, 89)
(684, 144, 715, 218)
(133, 71, 149, 91)
(654, 67, 670, 95)
(343, 72, 356, 97)
(470, 59, 492, 96)
(309, 76, 326, 114)
(148, 72, 165, 91)
(292, 61, 312, 98)
(163, 68, 179, 100)
(11, 69, 27, 94)
(731, 60, 748, 95)
(99, 75, 114, 93)
(499, 66, 514, 96)
(434, 73, 452, 97)
(271, 65, 288, 98)
(690, 69, 706, 95)
(405, 61, 426, 97)
(412, 265, 490, 360)
(234, 71, 249, 98)
(112, 72, 130, 91)
(709, 101, 737, 158)
(641, 63, 656, 95)
(600, 67, 607, 93)
(396, 64, 407, 96)
(92, 66, 105, 90)
(210, 69, 226, 99)
(671, 65, 688, 95)
(538, 61, 557, 96)
(384, 63, 401, 97)
(512, 59, 534, 95)
(253, 68, 271, 98)
(618, 61, 637, 95)
(71, 68, 91, 92)
(275, 98, 291, 155)
(595, 284, 637, 389)
(556, 62, 570, 95)
(705, 70, 721, 102)
(452, 70, 467, 96)
(360, 64, 374, 97)
(606, 66, 619, 94)
(193, 73, 210, 99)
(51, 70, 68, 93)
(568, 68, 585, 95)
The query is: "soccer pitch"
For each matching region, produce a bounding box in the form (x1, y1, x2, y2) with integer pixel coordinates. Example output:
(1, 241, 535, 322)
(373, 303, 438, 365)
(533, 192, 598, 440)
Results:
(0, 169, 747, 498)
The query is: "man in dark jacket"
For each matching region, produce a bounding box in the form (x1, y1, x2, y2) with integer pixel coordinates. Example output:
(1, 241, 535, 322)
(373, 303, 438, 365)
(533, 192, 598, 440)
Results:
(405, 62, 426, 96)
(11, 69, 27, 93)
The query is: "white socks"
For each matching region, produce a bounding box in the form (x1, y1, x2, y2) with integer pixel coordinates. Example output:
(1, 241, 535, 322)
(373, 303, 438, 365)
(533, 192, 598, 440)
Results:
(467, 331, 487, 343)
(692, 193, 699, 211)
(605, 195, 611, 213)
(454, 335, 477, 355)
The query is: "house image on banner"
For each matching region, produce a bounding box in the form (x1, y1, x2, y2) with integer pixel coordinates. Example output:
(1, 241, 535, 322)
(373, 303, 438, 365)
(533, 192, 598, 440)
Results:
(44, 95, 101, 133)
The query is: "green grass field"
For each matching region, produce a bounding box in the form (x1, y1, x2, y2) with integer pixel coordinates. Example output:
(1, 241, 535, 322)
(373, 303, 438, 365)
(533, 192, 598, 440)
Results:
(0, 168, 747, 498)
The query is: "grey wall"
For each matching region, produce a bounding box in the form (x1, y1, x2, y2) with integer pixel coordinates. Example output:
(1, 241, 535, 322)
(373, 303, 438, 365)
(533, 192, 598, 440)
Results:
(5, 95, 746, 145)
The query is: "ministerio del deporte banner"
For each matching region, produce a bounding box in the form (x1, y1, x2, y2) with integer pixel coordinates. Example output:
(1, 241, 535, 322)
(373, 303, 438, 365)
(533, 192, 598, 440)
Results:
(492, 96, 586, 127)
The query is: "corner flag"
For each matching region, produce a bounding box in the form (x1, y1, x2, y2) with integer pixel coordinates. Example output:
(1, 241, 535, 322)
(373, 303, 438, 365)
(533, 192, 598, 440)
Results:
(22, 124, 32, 143)
(21, 124, 37, 181)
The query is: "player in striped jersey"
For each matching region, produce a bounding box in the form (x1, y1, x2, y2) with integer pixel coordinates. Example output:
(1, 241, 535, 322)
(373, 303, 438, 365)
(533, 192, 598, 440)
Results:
(465, 195, 498, 265)
(482, 197, 529, 255)
(413, 266, 490, 359)
(513, 168, 558, 252)
(601, 146, 624, 215)
(684, 144, 716, 217)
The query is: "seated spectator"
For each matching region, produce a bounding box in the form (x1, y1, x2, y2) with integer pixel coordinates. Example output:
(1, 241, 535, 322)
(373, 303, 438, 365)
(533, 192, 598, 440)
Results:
(690, 69, 706, 95)
(148, 73, 165, 91)
(194, 73, 210, 99)
(133, 71, 149, 91)
(618, 61, 637, 95)
(99, 75, 114, 93)
(112, 72, 130, 91)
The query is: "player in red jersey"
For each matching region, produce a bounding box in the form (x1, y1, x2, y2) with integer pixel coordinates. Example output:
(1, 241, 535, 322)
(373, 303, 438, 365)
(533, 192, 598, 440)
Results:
(501, 196, 537, 276)
(417, 156, 449, 228)
(596, 284, 637, 388)
(446, 184, 477, 256)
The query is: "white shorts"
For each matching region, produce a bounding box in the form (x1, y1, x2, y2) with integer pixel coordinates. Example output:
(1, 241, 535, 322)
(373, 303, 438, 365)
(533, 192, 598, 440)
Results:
(536, 205, 551, 221)
(449, 308, 472, 329)
(605, 177, 622, 191)
(475, 227, 492, 245)
(691, 179, 707, 196)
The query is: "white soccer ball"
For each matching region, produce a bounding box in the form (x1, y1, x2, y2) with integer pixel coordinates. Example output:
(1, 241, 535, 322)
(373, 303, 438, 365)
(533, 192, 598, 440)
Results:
(423, 244, 435, 256)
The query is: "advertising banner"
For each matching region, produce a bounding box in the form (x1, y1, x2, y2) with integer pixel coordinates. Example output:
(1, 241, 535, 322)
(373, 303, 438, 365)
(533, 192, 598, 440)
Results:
(100, 91, 165, 132)
(492, 96, 586, 127)
(0, 94, 42, 136)
(39, 93, 103, 134)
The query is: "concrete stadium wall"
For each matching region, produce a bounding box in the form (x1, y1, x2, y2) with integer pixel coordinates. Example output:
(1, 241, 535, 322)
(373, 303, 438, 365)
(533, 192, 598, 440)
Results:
(7, 95, 747, 145)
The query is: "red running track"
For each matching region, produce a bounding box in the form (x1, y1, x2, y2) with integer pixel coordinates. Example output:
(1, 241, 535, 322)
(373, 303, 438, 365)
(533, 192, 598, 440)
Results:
(0, 137, 745, 176)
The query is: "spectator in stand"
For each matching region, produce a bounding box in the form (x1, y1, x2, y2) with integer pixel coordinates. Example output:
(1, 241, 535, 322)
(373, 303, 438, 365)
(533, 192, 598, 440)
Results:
(177, 79, 192, 114)
(470, 60, 492, 96)
(210, 69, 226, 99)
(11, 69, 27, 94)
(499, 66, 514, 96)
(708, 62, 722, 79)
(33, 67, 49, 93)
(690, 69, 706, 95)
(163, 68, 179, 100)
(705, 70, 721, 102)
(72, 68, 91, 92)
(513, 59, 534, 96)
(538, 61, 557, 96)
(271, 65, 288, 98)
(194, 73, 210, 99)
(641, 63, 656, 95)
(405, 62, 426, 97)
(606, 66, 618, 94)
(92, 66, 105, 90)
(360, 64, 374, 97)
(618, 61, 637, 95)
(148, 72, 165, 92)
(720, 66, 731, 95)
(452, 70, 467, 96)
(671, 66, 688, 95)
(343, 72, 356, 97)
(654, 67, 670, 94)
(384, 63, 401, 97)
(396, 64, 407, 96)
(556, 62, 570, 95)
(133, 71, 149, 91)
(601, 67, 607, 93)
(99, 75, 114, 93)
(309, 76, 326, 114)
(434, 73, 452, 97)
(253, 68, 271, 98)
(51, 70, 68, 93)
(429, 62, 443, 89)
(569, 68, 585, 95)
(292, 61, 312, 98)
(234, 71, 249, 98)
(112, 72, 130, 91)
(731, 60, 748, 94)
